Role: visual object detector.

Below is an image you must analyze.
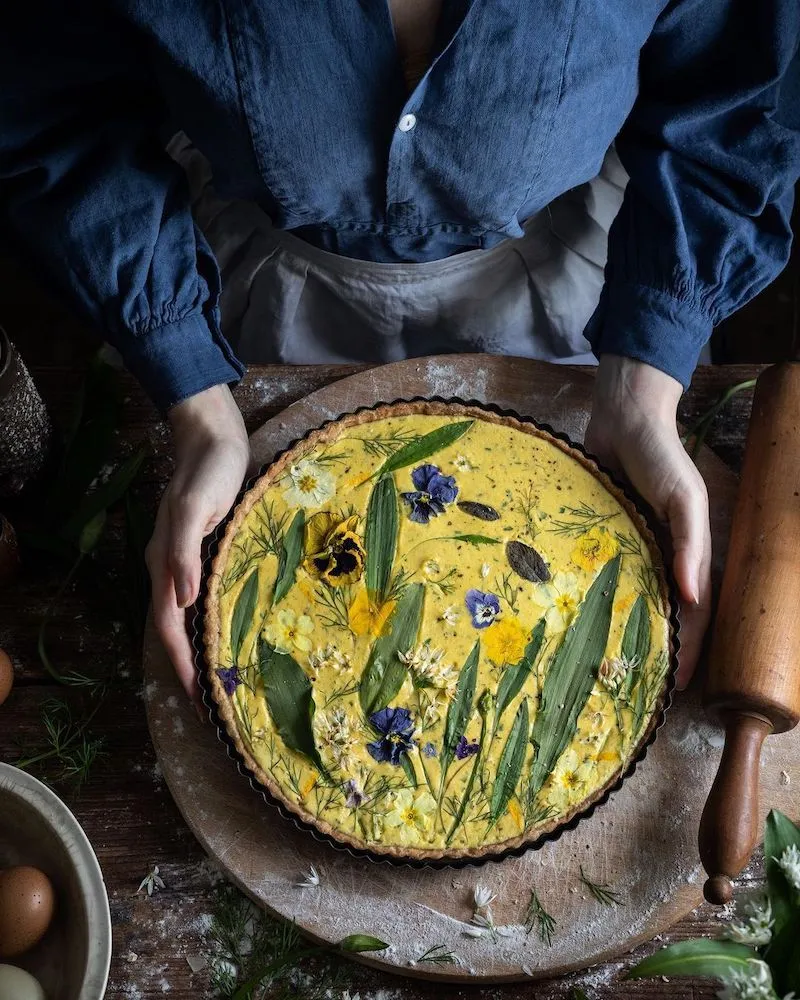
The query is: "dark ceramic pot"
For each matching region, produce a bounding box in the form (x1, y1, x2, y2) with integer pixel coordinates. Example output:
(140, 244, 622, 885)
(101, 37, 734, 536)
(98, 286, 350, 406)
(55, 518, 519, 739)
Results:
(0, 326, 52, 497)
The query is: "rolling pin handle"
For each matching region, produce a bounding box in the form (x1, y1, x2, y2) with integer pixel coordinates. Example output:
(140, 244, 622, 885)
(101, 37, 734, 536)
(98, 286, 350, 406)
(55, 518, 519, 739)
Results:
(698, 712, 772, 905)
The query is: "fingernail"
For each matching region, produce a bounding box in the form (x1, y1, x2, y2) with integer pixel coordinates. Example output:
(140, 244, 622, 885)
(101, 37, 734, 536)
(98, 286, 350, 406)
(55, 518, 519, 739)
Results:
(176, 584, 193, 609)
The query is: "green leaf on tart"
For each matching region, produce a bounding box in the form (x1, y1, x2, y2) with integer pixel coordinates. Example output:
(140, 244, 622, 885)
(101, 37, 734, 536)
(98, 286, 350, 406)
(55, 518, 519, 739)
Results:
(621, 594, 651, 700)
(230, 569, 260, 665)
(364, 474, 398, 605)
(528, 555, 621, 798)
(372, 420, 474, 478)
(439, 640, 480, 785)
(451, 534, 501, 546)
(493, 617, 546, 736)
(626, 940, 759, 980)
(490, 698, 530, 825)
(258, 639, 324, 772)
(358, 583, 425, 717)
(272, 510, 305, 607)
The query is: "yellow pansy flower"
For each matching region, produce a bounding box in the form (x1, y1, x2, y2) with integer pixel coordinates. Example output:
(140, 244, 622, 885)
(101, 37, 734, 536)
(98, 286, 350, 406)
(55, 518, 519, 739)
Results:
(484, 615, 528, 665)
(264, 608, 314, 653)
(303, 512, 365, 587)
(571, 526, 618, 572)
(348, 588, 396, 638)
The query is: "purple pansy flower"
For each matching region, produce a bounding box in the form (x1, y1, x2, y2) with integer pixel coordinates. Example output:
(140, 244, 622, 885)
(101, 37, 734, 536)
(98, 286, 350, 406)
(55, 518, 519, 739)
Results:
(344, 778, 367, 808)
(422, 741, 437, 758)
(401, 464, 459, 524)
(367, 706, 416, 765)
(216, 666, 241, 696)
(465, 589, 501, 629)
(454, 735, 480, 760)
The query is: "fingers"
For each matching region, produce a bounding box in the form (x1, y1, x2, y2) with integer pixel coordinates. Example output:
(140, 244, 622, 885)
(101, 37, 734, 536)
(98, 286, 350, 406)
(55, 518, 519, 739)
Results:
(666, 470, 712, 690)
(167, 491, 208, 609)
(146, 501, 203, 709)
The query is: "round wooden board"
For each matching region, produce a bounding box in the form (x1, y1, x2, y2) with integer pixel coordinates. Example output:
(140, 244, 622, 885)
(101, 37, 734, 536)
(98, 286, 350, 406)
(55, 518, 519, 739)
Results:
(143, 355, 799, 983)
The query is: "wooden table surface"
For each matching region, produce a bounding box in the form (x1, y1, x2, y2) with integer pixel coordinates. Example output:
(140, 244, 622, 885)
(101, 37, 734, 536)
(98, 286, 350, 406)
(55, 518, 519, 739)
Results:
(0, 341, 770, 999)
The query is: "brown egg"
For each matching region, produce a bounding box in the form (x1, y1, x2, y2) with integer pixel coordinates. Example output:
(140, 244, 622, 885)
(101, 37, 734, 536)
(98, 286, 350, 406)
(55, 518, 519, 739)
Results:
(0, 649, 12, 707)
(0, 867, 55, 958)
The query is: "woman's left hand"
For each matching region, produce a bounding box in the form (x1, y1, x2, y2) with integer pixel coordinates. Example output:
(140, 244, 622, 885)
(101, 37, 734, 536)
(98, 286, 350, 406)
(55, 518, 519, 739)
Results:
(585, 354, 711, 690)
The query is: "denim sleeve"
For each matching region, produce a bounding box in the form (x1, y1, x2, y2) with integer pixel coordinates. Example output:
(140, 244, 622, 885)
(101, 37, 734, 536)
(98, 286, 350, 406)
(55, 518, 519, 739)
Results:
(0, 3, 245, 413)
(585, 0, 800, 387)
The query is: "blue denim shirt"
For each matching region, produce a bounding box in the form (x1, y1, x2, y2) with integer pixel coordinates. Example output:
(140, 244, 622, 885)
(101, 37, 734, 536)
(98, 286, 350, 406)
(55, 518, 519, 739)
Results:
(2, 1, 799, 412)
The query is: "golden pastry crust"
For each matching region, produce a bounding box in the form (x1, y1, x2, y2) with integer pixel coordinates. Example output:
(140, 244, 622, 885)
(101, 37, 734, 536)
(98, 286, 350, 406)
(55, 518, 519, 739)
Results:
(203, 401, 674, 861)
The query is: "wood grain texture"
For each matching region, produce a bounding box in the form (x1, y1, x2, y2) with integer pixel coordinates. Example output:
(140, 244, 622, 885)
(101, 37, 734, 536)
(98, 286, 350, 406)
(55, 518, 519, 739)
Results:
(141, 356, 799, 985)
(0, 346, 792, 999)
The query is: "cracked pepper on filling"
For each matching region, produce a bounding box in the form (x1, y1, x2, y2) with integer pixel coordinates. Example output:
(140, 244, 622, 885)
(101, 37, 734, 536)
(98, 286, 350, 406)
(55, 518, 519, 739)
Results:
(206, 404, 671, 857)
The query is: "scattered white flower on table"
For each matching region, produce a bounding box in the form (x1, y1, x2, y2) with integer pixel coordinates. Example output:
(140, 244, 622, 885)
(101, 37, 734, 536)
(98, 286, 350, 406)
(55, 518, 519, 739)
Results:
(598, 654, 636, 697)
(308, 643, 350, 674)
(725, 896, 773, 947)
(480, 563, 491, 579)
(463, 925, 487, 938)
(283, 459, 335, 508)
(265, 608, 314, 653)
(452, 454, 473, 472)
(774, 843, 800, 890)
(138, 865, 165, 897)
(779, 769, 790, 786)
(439, 605, 460, 625)
(296, 865, 321, 888)
(473, 884, 496, 910)
(543, 572, 582, 632)
(716, 959, 775, 1000)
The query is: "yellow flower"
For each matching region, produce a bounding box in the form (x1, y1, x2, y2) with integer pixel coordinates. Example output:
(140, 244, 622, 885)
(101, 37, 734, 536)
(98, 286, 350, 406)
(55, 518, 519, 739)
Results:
(571, 527, 618, 572)
(546, 748, 595, 812)
(264, 608, 314, 653)
(385, 789, 437, 842)
(507, 798, 524, 831)
(544, 571, 582, 632)
(283, 460, 335, 509)
(484, 616, 528, 665)
(348, 588, 396, 638)
(576, 692, 616, 750)
(303, 512, 365, 587)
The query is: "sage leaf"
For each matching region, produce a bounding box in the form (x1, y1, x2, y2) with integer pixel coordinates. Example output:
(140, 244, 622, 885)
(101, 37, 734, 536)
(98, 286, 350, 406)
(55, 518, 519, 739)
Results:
(364, 475, 398, 605)
(374, 420, 473, 479)
(764, 809, 800, 994)
(339, 935, 389, 953)
(529, 555, 621, 798)
(453, 534, 501, 546)
(626, 940, 758, 980)
(493, 617, 546, 736)
(506, 540, 551, 583)
(621, 595, 650, 700)
(490, 698, 530, 825)
(272, 510, 304, 606)
(258, 639, 324, 772)
(457, 501, 500, 521)
(359, 583, 425, 717)
(231, 570, 259, 665)
(440, 640, 480, 783)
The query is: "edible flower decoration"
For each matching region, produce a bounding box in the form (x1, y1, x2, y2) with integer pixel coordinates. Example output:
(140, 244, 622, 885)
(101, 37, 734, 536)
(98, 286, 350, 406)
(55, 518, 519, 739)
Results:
(366, 706, 416, 765)
(465, 589, 501, 629)
(303, 512, 365, 586)
(598, 655, 634, 696)
(454, 735, 480, 759)
(571, 526, 618, 572)
(216, 666, 241, 696)
(385, 788, 437, 842)
(344, 778, 367, 809)
(401, 464, 458, 524)
(264, 608, 314, 653)
(283, 459, 335, 508)
(483, 615, 527, 664)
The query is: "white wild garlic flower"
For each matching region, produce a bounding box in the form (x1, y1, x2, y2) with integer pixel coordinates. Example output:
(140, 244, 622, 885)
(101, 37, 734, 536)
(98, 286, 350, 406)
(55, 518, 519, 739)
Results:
(724, 896, 773, 947)
(138, 865, 165, 897)
(473, 884, 496, 910)
(716, 960, 775, 1000)
(775, 843, 800, 891)
(296, 865, 321, 889)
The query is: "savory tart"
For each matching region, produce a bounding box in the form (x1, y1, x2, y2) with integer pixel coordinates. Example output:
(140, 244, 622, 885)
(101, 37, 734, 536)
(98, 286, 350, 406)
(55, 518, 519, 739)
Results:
(204, 401, 673, 861)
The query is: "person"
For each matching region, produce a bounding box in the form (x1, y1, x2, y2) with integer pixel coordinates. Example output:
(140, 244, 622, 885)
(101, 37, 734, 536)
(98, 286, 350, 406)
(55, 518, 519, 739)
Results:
(2, 2, 799, 713)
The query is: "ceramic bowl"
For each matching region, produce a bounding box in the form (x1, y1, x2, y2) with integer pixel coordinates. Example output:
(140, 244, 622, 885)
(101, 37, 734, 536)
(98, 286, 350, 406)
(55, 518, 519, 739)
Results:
(0, 763, 111, 1000)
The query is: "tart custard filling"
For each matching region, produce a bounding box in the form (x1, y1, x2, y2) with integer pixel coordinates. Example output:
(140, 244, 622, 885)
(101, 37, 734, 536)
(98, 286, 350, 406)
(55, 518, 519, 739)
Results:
(207, 407, 671, 856)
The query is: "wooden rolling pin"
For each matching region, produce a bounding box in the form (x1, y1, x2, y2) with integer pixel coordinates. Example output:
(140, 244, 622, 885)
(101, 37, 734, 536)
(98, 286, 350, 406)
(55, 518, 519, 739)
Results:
(699, 362, 800, 904)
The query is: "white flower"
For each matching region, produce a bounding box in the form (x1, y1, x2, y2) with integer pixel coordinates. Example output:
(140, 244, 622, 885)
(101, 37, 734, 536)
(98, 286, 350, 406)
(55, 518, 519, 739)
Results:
(385, 789, 437, 843)
(480, 563, 491, 579)
(264, 608, 314, 653)
(543, 572, 581, 632)
(716, 960, 775, 1000)
(423, 560, 441, 576)
(440, 605, 460, 625)
(473, 884, 496, 910)
(775, 843, 800, 891)
(422, 701, 441, 729)
(308, 643, 350, 674)
(315, 708, 359, 770)
(452, 454, 473, 472)
(725, 897, 773, 947)
(400, 642, 455, 694)
(296, 865, 321, 888)
(598, 655, 635, 697)
(283, 460, 335, 508)
(463, 926, 487, 938)
(138, 865, 165, 897)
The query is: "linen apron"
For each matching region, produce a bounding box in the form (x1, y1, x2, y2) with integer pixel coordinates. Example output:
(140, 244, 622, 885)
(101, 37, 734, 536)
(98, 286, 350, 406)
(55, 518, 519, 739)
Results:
(169, 133, 629, 369)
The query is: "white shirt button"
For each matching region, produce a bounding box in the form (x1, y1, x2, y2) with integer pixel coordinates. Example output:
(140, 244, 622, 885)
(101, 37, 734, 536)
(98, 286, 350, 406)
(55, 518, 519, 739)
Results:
(398, 113, 417, 133)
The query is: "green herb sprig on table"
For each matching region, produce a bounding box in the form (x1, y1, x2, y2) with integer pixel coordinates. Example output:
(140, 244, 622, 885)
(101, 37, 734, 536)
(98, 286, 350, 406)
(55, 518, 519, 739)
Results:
(579, 866, 624, 907)
(525, 887, 556, 946)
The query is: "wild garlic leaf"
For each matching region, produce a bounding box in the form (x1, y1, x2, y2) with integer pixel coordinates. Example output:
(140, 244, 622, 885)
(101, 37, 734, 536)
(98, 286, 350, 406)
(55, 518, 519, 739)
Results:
(453, 534, 501, 546)
(626, 940, 758, 980)
(373, 420, 473, 478)
(338, 934, 389, 953)
(621, 594, 650, 700)
(364, 474, 398, 605)
(490, 698, 530, 825)
(440, 640, 480, 782)
(230, 570, 259, 665)
(359, 583, 425, 717)
(258, 640, 324, 772)
(272, 510, 305, 606)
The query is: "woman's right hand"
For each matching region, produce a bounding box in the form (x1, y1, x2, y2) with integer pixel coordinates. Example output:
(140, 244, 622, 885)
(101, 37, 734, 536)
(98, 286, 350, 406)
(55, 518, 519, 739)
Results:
(145, 383, 251, 711)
